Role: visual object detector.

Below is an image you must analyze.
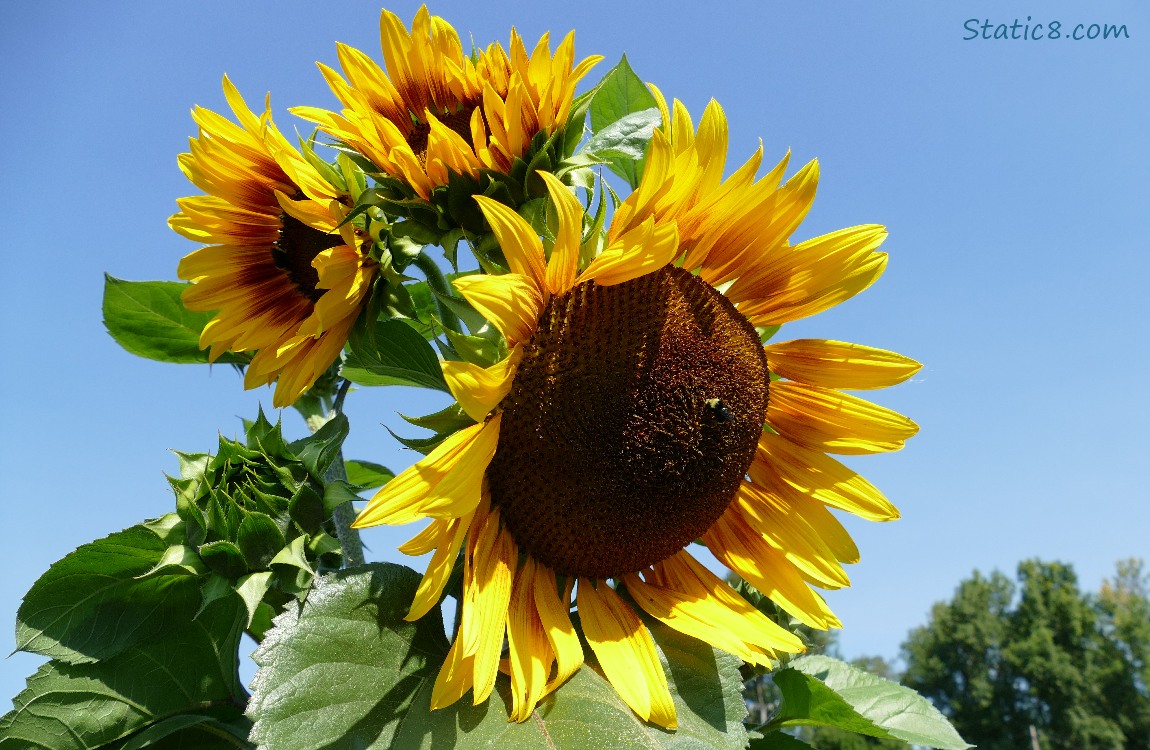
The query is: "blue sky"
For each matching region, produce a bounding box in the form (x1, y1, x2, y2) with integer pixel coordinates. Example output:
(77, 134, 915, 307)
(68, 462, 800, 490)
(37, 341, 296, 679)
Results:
(2, 1, 1148, 708)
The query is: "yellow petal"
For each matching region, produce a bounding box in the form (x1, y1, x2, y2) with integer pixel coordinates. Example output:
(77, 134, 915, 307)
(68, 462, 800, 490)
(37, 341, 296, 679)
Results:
(732, 226, 889, 325)
(431, 628, 475, 710)
(577, 580, 677, 728)
(539, 172, 584, 296)
(768, 382, 919, 455)
(406, 509, 475, 621)
(736, 482, 850, 589)
(700, 159, 820, 288)
(576, 218, 678, 287)
(506, 558, 554, 721)
(352, 417, 500, 527)
(534, 566, 583, 697)
(748, 470, 861, 565)
(766, 339, 922, 390)
(442, 348, 522, 422)
(466, 511, 516, 703)
(624, 550, 803, 666)
(473, 196, 548, 292)
(451, 273, 543, 347)
(756, 432, 900, 522)
(703, 507, 841, 629)
(397, 518, 447, 556)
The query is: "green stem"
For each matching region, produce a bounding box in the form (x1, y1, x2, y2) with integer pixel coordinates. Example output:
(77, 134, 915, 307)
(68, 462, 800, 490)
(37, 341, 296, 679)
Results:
(310, 379, 365, 568)
(410, 250, 462, 333)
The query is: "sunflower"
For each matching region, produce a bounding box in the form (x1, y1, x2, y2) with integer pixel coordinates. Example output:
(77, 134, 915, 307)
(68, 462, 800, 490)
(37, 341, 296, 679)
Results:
(171, 77, 377, 408)
(292, 6, 601, 201)
(352, 98, 920, 728)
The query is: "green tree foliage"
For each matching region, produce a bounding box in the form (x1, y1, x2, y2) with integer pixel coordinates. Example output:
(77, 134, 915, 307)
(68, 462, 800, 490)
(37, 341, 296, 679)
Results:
(901, 559, 1150, 750)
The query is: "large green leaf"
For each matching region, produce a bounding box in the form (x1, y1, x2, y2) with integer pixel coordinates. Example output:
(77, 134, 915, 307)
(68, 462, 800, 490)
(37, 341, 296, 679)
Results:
(0, 597, 249, 750)
(16, 520, 202, 663)
(587, 55, 659, 188)
(248, 564, 749, 749)
(342, 317, 449, 391)
(102, 275, 246, 365)
(770, 655, 971, 750)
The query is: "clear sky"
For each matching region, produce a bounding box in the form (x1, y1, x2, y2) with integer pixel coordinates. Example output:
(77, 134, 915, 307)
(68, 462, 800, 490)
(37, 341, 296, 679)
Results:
(2, 0, 1148, 709)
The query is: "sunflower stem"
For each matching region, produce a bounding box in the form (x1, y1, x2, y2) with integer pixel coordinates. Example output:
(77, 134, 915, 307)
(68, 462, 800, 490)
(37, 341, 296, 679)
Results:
(307, 378, 365, 568)
(411, 250, 462, 334)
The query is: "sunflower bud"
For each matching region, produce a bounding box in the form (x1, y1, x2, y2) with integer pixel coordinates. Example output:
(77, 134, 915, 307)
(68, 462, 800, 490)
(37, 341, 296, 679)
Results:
(169, 411, 345, 600)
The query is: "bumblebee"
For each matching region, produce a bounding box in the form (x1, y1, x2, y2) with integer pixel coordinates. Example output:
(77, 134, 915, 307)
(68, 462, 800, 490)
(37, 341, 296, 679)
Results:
(704, 398, 733, 423)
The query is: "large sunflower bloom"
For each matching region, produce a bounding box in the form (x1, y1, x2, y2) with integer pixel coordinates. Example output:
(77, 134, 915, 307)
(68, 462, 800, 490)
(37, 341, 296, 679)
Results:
(172, 77, 377, 408)
(353, 103, 920, 727)
(292, 6, 601, 200)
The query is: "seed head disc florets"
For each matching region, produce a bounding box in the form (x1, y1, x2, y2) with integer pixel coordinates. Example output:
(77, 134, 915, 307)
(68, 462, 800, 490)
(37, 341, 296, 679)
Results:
(486, 266, 769, 578)
(272, 214, 344, 303)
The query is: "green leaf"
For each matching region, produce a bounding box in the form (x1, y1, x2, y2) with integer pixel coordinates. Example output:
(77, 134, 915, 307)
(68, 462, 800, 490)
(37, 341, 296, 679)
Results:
(644, 616, 750, 750)
(582, 108, 662, 161)
(140, 513, 185, 546)
(118, 713, 253, 750)
(589, 55, 658, 135)
(102, 275, 247, 365)
(443, 326, 503, 366)
(770, 655, 972, 749)
(343, 317, 449, 391)
(247, 564, 447, 749)
(588, 55, 659, 188)
(16, 523, 203, 664)
(197, 573, 236, 617)
(344, 460, 395, 490)
(0, 597, 248, 750)
(247, 564, 751, 749)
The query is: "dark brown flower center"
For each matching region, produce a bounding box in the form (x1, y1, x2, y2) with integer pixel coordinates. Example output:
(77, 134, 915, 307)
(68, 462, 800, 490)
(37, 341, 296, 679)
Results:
(405, 105, 480, 167)
(272, 214, 344, 303)
(486, 266, 769, 579)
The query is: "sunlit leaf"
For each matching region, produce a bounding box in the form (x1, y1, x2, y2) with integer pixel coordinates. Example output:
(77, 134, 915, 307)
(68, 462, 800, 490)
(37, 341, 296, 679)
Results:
(248, 563, 750, 749)
(0, 597, 248, 750)
(770, 655, 971, 749)
(102, 275, 247, 365)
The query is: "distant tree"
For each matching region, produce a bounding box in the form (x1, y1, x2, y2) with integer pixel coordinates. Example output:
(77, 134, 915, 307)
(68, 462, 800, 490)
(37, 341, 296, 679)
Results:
(901, 559, 1150, 750)
(1094, 559, 1150, 748)
(900, 569, 1018, 748)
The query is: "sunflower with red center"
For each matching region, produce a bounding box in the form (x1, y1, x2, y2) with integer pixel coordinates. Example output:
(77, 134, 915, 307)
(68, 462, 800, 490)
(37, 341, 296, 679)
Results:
(171, 77, 377, 408)
(292, 5, 600, 202)
(352, 96, 920, 727)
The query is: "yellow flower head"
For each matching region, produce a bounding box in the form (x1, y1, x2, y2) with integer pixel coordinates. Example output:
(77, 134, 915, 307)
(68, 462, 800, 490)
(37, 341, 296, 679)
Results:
(353, 96, 919, 727)
(172, 77, 377, 408)
(293, 6, 601, 201)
